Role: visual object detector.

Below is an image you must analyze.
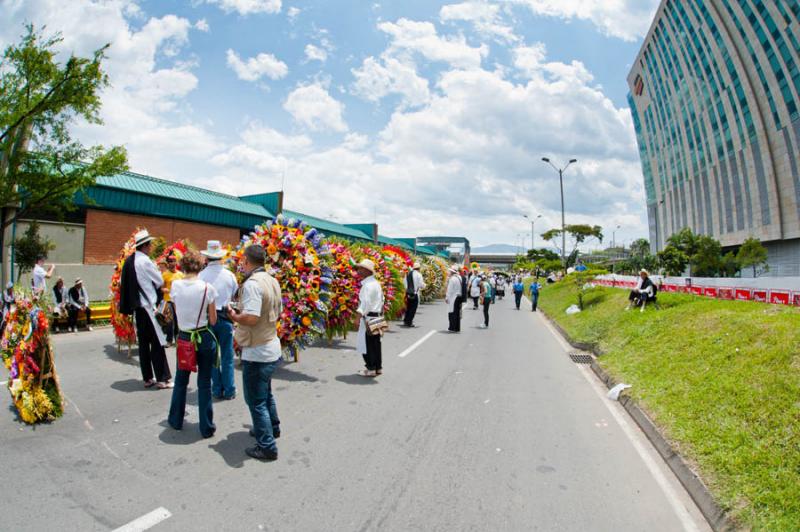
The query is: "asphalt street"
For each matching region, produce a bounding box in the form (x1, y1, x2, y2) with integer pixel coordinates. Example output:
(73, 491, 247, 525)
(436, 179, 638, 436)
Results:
(0, 297, 710, 532)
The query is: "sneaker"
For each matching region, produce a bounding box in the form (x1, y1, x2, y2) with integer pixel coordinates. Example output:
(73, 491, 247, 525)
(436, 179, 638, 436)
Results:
(357, 369, 377, 377)
(156, 381, 174, 389)
(87, 326, 93, 331)
(246, 446, 278, 461)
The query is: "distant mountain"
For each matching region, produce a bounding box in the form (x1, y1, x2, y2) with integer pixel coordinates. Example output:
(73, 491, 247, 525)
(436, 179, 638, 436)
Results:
(471, 244, 524, 254)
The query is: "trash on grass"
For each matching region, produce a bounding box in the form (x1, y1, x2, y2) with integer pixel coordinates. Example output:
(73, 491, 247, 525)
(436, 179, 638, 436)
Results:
(566, 305, 581, 315)
(607, 383, 632, 401)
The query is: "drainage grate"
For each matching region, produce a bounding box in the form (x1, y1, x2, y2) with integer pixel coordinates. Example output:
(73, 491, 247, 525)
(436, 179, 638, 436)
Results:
(569, 353, 594, 364)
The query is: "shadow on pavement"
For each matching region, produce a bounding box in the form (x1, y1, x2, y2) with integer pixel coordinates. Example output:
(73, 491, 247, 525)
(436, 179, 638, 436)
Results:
(273, 366, 319, 383)
(103, 344, 139, 367)
(158, 420, 207, 445)
(208, 430, 252, 468)
(110, 378, 151, 393)
(335, 374, 378, 386)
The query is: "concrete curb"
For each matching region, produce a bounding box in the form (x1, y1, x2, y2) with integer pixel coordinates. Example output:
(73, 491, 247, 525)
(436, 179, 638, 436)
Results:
(539, 311, 735, 532)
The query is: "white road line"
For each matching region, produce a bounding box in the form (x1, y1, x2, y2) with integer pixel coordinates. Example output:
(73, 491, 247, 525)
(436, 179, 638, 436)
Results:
(0, 381, 7, 386)
(397, 330, 438, 358)
(112, 507, 172, 532)
(537, 313, 703, 532)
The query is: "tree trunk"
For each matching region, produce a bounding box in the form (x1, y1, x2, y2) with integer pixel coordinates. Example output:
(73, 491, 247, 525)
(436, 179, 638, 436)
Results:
(0, 120, 33, 231)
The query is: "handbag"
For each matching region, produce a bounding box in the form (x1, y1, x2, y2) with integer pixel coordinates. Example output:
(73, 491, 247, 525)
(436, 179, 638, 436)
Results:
(365, 315, 389, 336)
(155, 299, 173, 327)
(176, 286, 207, 373)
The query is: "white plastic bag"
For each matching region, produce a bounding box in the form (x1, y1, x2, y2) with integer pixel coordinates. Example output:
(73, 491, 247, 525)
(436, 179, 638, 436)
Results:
(607, 383, 632, 401)
(565, 304, 581, 315)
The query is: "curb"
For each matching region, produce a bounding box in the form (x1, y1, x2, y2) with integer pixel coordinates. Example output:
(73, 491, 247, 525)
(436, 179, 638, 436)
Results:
(540, 311, 735, 532)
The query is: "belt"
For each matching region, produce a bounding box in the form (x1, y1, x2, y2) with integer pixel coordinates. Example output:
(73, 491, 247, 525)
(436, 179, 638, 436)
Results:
(366, 312, 381, 317)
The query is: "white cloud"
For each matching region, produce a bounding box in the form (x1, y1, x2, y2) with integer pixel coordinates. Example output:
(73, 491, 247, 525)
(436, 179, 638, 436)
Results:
(283, 82, 348, 132)
(378, 18, 488, 69)
(194, 18, 210, 32)
(351, 55, 430, 107)
(226, 49, 288, 81)
(510, 0, 659, 41)
(440, 1, 518, 42)
(204, 0, 281, 16)
(304, 43, 327, 62)
(287, 6, 301, 20)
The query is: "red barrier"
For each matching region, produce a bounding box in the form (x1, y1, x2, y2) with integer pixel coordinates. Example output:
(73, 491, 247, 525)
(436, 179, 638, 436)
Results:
(718, 287, 734, 300)
(752, 289, 768, 303)
(703, 287, 719, 298)
(663, 284, 678, 293)
(793, 293, 800, 307)
(690, 285, 703, 295)
(735, 288, 752, 301)
(770, 290, 790, 305)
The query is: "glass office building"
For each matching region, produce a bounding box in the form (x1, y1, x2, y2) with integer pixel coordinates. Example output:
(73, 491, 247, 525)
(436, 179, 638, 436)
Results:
(628, 0, 800, 275)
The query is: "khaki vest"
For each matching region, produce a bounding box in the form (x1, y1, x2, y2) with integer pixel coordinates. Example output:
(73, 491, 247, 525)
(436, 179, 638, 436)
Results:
(234, 272, 280, 348)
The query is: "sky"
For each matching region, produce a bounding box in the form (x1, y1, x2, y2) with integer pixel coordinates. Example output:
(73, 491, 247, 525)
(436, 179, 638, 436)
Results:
(0, 0, 661, 249)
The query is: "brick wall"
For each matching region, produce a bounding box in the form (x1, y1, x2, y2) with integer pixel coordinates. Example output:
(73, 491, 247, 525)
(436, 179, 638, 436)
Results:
(84, 209, 240, 264)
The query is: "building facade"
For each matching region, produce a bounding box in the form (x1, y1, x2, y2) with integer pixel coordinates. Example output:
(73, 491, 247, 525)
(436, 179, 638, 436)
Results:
(628, 0, 800, 275)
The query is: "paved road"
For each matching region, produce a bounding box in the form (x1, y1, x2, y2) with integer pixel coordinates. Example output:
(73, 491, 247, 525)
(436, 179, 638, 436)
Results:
(0, 298, 709, 531)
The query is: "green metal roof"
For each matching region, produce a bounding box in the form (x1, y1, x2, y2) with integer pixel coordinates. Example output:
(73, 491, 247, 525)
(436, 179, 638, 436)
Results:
(377, 234, 414, 251)
(282, 210, 374, 242)
(78, 171, 273, 229)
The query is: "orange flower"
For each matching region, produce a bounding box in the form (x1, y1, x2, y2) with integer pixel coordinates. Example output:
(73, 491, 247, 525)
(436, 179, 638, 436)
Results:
(302, 316, 312, 327)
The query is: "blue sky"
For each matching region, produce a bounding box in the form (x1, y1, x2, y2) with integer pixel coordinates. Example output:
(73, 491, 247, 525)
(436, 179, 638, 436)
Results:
(1, 0, 661, 249)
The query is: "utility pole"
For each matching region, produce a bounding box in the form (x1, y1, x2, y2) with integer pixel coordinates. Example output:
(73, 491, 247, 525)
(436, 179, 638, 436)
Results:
(541, 158, 577, 271)
(523, 214, 542, 253)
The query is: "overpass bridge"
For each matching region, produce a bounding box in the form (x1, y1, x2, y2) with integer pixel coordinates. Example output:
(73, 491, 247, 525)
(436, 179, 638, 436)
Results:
(470, 253, 519, 268)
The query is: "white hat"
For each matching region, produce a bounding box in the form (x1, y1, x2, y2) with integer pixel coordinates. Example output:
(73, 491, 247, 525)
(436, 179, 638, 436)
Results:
(640, 269, 649, 276)
(6, 281, 12, 289)
(356, 259, 375, 274)
(449, 266, 459, 274)
(413, 262, 421, 270)
(134, 229, 154, 247)
(201, 240, 226, 260)
(74, 278, 82, 284)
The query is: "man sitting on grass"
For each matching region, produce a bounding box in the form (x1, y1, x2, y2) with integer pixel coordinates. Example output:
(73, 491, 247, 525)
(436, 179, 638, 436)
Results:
(625, 269, 656, 311)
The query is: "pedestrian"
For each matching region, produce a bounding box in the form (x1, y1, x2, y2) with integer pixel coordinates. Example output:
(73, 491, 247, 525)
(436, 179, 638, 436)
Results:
(402, 262, 425, 327)
(67, 278, 92, 332)
(512, 278, 524, 310)
(160, 254, 183, 346)
(530, 280, 541, 312)
(446, 266, 462, 332)
(2, 282, 14, 331)
(228, 245, 283, 462)
(119, 229, 173, 389)
(469, 274, 481, 309)
(479, 275, 492, 328)
(355, 259, 384, 377)
(31, 256, 55, 296)
(168, 250, 219, 439)
(489, 274, 498, 303)
(52, 277, 68, 332)
(199, 240, 239, 400)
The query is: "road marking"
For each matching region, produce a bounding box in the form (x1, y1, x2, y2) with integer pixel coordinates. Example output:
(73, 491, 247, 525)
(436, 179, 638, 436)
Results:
(537, 313, 703, 532)
(112, 507, 172, 532)
(397, 330, 437, 358)
(483, 399, 491, 404)
(0, 381, 6, 386)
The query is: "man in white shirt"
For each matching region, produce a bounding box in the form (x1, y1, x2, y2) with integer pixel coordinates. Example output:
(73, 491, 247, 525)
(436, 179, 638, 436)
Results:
(228, 245, 283, 462)
(402, 262, 426, 327)
(31, 257, 55, 296)
(120, 229, 172, 389)
(355, 259, 384, 377)
(67, 278, 92, 332)
(446, 267, 463, 332)
(199, 240, 239, 400)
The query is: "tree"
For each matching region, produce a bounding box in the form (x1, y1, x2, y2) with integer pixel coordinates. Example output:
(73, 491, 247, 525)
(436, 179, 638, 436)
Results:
(629, 238, 650, 258)
(13, 220, 54, 276)
(541, 224, 603, 268)
(736, 237, 769, 277)
(658, 246, 689, 276)
(527, 248, 559, 262)
(690, 235, 723, 277)
(0, 25, 128, 233)
(720, 251, 740, 278)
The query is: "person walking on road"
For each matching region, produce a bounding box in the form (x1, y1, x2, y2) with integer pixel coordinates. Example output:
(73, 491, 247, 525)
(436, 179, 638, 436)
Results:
(446, 266, 462, 332)
(355, 259, 384, 377)
(200, 240, 239, 401)
(402, 262, 425, 327)
(479, 275, 492, 328)
(469, 274, 481, 309)
(119, 229, 173, 389)
(512, 278, 524, 310)
(168, 251, 219, 439)
(228, 245, 283, 461)
(530, 280, 542, 312)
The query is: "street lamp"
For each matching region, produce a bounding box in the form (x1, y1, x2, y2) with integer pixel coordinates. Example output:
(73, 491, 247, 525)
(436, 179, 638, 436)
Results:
(541, 157, 577, 271)
(523, 214, 542, 252)
(612, 225, 621, 249)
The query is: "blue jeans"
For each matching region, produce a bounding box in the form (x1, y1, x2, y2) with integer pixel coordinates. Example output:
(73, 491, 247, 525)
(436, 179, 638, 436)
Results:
(242, 359, 280, 452)
(168, 329, 217, 437)
(211, 318, 236, 398)
(531, 293, 539, 311)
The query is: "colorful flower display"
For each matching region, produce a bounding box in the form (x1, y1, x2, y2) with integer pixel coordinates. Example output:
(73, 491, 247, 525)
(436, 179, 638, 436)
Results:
(1, 289, 63, 424)
(352, 244, 405, 320)
(156, 239, 190, 266)
(229, 215, 332, 361)
(420, 257, 449, 302)
(323, 240, 360, 340)
(109, 230, 138, 346)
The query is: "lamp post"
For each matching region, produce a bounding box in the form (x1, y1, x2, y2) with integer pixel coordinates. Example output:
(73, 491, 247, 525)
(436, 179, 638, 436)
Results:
(523, 214, 542, 253)
(541, 157, 577, 271)
(612, 224, 621, 249)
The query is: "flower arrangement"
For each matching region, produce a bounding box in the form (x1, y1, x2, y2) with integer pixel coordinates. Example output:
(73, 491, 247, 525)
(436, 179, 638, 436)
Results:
(420, 257, 449, 302)
(353, 244, 404, 319)
(323, 240, 360, 340)
(470, 261, 480, 272)
(1, 289, 63, 424)
(229, 215, 332, 361)
(109, 230, 138, 346)
(156, 239, 190, 266)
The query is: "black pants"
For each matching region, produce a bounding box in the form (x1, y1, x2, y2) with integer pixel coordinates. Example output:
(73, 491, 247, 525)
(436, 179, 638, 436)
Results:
(472, 296, 479, 309)
(134, 307, 171, 383)
(163, 301, 178, 343)
(448, 296, 463, 331)
(362, 333, 382, 371)
(67, 306, 91, 329)
(482, 301, 490, 327)
(403, 295, 419, 326)
(514, 292, 522, 309)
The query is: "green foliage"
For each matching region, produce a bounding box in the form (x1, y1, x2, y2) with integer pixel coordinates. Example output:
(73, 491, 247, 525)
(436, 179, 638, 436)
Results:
(690, 234, 723, 277)
(526, 248, 559, 262)
(569, 268, 606, 310)
(149, 237, 167, 260)
(657, 245, 689, 276)
(736, 237, 769, 277)
(720, 251, 740, 278)
(629, 238, 651, 258)
(13, 220, 54, 275)
(0, 24, 128, 231)
(541, 224, 603, 268)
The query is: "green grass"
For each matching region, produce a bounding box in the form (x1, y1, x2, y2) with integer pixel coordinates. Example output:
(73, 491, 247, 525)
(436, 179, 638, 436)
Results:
(528, 278, 800, 530)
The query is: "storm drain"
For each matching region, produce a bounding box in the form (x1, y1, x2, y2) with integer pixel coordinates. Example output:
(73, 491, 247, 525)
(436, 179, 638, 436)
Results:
(569, 353, 594, 364)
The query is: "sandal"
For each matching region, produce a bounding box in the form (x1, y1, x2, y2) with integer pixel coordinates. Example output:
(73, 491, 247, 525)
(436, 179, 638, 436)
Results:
(156, 381, 174, 389)
(144, 379, 156, 388)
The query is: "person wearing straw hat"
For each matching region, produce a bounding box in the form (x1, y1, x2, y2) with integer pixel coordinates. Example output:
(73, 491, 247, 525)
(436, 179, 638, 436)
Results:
(199, 240, 239, 400)
(625, 269, 655, 311)
(120, 229, 173, 389)
(355, 259, 384, 377)
(401, 261, 425, 327)
(446, 266, 463, 332)
(67, 278, 91, 332)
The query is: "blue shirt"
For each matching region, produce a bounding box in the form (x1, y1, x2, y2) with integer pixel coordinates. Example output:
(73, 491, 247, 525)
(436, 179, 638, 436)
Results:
(530, 283, 540, 295)
(513, 282, 524, 293)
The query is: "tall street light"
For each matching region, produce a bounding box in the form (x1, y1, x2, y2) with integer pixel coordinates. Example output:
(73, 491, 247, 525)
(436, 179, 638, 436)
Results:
(541, 157, 577, 271)
(523, 214, 542, 253)
(612, 224, 621, 249)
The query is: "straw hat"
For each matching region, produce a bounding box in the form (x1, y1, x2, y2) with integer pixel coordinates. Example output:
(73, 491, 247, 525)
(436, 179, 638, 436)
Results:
(201, 240, 226, 260)
(133, 229, 154, 247)
(413, 262, 421, 270)
(356, 259, 375, 274)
